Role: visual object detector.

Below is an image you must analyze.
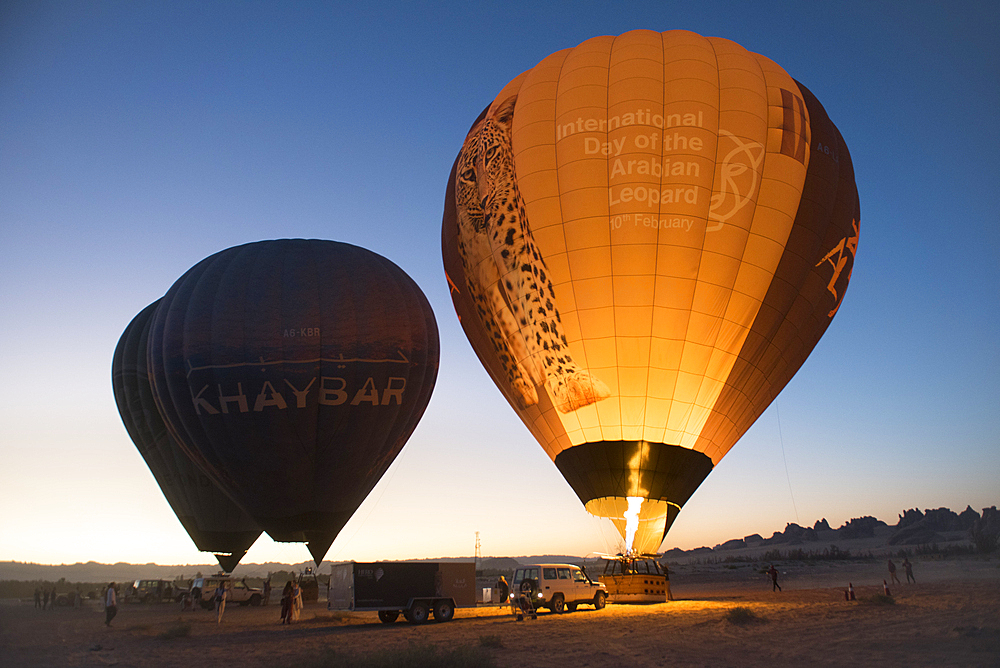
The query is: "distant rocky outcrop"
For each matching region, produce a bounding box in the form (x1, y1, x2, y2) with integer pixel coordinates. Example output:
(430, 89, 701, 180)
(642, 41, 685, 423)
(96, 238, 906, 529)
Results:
(888, 506, 981, 545)
(970, 506, 1000, 553)
(664, 504, 994, 560)
(716, 539, 747, 550)
(837, 516, 887, 539)
(757, 516, 888, 546)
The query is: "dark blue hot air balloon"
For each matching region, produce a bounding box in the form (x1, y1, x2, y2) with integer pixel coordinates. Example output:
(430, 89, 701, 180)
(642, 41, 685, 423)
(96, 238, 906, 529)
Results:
(113, 301, 262, 572)
(147, 239, 439, 564)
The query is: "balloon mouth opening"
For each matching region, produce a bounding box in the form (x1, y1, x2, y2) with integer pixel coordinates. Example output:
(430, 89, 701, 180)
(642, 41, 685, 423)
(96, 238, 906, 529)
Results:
(586, 497, 677, 554)
(213, 552, 247, 574)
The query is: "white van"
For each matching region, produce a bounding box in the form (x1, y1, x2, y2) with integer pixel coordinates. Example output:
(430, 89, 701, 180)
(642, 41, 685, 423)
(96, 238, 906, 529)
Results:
(510, 563, 607, 613)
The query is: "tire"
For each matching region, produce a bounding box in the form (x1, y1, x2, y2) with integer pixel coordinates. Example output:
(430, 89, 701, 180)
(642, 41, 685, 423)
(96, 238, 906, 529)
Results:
(407, 601, 430, 624)
(551, 594, 565, 614)
(142, 594, 153, 604)
(249, 594, 261, 607)
(566, 602, 578, 612)
(378, 610, 399, 624)
(432, 599, 455, 622)
(593, 591, 606, 610)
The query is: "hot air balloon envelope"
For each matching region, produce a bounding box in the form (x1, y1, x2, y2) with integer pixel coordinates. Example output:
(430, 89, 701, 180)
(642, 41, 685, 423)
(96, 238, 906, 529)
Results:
(149, 239, 440, 563)
(442, 29, 859, 553)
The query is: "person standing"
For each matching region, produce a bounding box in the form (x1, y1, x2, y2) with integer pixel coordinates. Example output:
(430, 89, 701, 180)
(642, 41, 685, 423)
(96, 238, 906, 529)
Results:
(42, 587, 50, 610)
(495, 575, 509, 603)
(214, 582, 228, 624)
(190, 582, 202, 610)
(290, 580, 302, 622)
(34, 587, 41, 609)
(902, 558, 915, 583)
(887, 559, 900, 585)
(279, 580, 293, 624)
(105, 582, 118, 627)
(262, 578, 271, 606)
(767, 564, 781, 592)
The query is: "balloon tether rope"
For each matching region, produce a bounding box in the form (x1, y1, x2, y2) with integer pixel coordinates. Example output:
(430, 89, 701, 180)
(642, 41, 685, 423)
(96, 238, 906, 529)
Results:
(776, 402, 799, 525)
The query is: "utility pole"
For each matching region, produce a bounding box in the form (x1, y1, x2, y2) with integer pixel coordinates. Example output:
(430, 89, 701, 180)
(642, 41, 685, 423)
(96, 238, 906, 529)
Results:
(475, 531, 481, 572)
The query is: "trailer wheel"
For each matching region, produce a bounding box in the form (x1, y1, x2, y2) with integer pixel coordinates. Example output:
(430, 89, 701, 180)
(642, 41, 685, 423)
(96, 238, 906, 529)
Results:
(432, 599, 454, 622)
(406, 601, 429, 624)
(378, 610, 399, 624)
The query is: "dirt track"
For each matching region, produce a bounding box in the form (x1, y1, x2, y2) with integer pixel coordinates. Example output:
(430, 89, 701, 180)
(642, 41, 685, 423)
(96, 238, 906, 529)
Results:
(1, 560, 998, 667)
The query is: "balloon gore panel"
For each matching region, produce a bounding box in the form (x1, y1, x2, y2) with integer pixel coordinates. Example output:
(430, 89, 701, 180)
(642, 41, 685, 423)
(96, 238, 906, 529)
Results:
(112, 301, 261, 568)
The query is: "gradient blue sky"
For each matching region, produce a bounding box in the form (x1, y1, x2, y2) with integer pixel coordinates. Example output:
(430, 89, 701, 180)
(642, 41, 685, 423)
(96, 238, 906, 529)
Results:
(2, 1, 997, 566)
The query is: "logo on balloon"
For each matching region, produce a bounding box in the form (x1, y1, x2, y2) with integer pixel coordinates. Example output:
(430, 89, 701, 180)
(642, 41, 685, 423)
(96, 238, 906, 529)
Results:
(816, 219, 860, 317)
(707, 130, 765, 232)
(185, 355, 414, 415)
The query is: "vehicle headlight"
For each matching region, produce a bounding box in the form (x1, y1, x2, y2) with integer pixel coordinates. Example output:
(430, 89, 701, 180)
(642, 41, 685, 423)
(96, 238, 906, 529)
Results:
(537, 592, 543, 599)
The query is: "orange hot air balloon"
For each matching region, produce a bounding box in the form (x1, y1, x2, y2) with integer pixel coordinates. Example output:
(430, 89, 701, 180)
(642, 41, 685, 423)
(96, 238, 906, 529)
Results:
(442, 29, 859, 554)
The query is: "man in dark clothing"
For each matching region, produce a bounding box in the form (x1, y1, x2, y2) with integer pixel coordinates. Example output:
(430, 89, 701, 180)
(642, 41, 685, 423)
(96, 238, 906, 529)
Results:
(767, 565, 781, 592)
(902, 558, 915, 583)
(887, 559, 900, 585)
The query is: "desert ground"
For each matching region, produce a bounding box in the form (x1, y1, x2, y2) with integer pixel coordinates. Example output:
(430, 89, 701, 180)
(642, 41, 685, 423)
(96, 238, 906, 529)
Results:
(2, 558, 997, 668)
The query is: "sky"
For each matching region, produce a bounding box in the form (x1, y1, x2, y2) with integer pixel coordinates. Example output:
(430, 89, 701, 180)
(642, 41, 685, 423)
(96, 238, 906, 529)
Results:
(1, 1, 997, 568)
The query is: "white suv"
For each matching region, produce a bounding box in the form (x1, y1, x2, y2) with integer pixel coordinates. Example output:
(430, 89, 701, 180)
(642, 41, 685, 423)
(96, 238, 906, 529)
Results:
(190, 576, 262, 609)
(511, 564, 607, 613)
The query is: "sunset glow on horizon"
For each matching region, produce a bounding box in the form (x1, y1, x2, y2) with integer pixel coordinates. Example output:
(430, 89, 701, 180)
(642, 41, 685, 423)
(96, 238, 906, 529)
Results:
(1, 1, 996, 567)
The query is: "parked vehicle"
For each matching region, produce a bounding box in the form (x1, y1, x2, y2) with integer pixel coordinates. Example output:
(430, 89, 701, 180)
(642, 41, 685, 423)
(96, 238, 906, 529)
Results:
(510, 563, 607, 613)
(190, 575, 262, 609)
(128, 579, 180, 603)
(327, 561, 476, 624)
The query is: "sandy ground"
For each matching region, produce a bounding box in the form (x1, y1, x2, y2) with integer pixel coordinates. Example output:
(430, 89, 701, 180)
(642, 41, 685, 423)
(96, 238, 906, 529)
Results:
(2, 559, 998, 668)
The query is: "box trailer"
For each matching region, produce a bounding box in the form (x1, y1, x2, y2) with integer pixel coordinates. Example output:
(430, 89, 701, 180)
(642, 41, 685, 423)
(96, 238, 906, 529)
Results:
(327, 561, 477, 624)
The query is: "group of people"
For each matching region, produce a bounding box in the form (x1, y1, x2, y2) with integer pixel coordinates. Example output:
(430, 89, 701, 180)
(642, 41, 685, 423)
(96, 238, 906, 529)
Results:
(766, 557, 917, 596)
(886, 557, 915, 585)
(95, 575, 309, 627)
(33, 586, 60, 610)
(33, 585, 88, 610)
